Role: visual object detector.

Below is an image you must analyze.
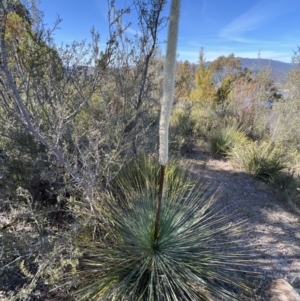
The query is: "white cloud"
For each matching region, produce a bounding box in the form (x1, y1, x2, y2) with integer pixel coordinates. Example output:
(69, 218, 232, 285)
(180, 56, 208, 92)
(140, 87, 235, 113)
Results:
(220, 0, 292, 42)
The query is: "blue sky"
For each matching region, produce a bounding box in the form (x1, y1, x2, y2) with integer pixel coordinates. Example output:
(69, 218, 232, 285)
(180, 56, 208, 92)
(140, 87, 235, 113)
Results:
(38, 0, 300, 63)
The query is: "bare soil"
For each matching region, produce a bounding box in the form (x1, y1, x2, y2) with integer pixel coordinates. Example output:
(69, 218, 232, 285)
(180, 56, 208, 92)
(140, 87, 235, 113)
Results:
(184, 146, 300, 299)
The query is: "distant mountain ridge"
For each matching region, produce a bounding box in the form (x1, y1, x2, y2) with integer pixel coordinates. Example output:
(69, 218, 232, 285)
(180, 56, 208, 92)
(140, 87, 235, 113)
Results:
(237, 57, 293, 82)
(206, 57, 294, 83)
(238, 57, 292, 71)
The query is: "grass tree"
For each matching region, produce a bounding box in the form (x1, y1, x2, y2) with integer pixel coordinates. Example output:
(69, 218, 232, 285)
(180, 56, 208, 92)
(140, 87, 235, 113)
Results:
(0, 1, 258, 300)
(75, 0, 255, 300)
(155, 0, 180, 243)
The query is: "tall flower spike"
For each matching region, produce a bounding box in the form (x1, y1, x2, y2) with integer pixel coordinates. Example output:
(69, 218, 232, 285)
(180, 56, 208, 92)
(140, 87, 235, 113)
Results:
(155, 0, 181, 241)
(159, 0, 180, 166)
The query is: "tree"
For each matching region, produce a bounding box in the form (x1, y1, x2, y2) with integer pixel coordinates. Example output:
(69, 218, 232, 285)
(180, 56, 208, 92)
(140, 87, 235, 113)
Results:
(268, 48, 300, 148)
(210, 53, 242, 84)
(107, 0, 167, 155)
(189, 48, 216, 105)
(175, 60, 195, 101)
(216, 76, 232, 104)
(292, 45, 300, 68)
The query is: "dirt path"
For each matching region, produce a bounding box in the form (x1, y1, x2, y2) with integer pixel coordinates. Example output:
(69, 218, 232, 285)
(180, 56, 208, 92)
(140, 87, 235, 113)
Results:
(184, 149, 300, 299)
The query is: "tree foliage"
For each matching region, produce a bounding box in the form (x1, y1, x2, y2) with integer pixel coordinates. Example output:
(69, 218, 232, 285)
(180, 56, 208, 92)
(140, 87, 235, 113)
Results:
(190, 48, 215, 105)
(175, 60, 195, 101)
(216, 76, 232, 104)
(209, 53, 242, 81)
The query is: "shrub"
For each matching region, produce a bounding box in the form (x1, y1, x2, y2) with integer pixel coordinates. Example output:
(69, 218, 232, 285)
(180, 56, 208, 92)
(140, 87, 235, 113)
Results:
(75, 157, 254, 300)
(0, 188, 80, 301)
(268, 95, 300, 152)
(169, 105, 197, 154)
(191, 106, 221, 138)
(169, 103, 222, 154)
(229, 140, 287, 181)
(209, 124, 248, 156)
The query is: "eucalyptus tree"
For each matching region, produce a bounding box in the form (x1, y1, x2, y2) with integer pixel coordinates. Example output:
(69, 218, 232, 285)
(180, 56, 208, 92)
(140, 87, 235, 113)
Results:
(209, 53, 242, 82)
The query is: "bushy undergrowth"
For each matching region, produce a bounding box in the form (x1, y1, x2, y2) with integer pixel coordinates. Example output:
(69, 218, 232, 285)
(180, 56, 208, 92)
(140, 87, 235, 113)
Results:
(229, 140, 287, 182)
(0, 187, 81, 301)
(169, 105, 198, 154)
(75, 156, 254, 301)
(209, 124, 248, 156)
(169, 103, 221, 154)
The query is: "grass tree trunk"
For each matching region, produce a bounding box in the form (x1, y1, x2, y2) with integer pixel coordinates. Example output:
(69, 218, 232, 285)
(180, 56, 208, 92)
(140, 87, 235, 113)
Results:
(154, 0, 181, 241)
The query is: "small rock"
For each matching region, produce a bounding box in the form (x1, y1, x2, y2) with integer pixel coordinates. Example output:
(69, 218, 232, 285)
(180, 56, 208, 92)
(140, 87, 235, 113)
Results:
(266, 279, 300, 301)
(292, 277, 300, 289)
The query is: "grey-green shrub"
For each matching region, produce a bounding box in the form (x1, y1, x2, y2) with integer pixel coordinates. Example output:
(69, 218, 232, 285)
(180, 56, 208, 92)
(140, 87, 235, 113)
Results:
(209, 124, 248, 156)
(229, 140, 287, 181)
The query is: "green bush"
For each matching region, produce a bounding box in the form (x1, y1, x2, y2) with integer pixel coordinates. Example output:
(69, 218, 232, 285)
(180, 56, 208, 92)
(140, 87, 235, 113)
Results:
(169, 105, 197, 154)
(169, 104, 222, 154)
(75, 157, 254, 300)
(209, 125, 248, 156)
(229, 140, 287, 181)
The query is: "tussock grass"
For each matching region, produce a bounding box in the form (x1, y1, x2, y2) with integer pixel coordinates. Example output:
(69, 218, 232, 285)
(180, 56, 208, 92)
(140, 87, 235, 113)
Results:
(229, 140, 287, 182)
(209, 125, 248, 156)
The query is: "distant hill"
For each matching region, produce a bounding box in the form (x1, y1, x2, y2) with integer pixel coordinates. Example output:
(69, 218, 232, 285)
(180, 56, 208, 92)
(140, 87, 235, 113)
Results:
(206, 57, 293, 83)
(237, 57, 293, 83)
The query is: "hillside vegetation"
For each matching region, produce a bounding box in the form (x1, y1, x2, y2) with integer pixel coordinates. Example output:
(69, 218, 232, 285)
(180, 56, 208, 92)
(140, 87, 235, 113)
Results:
(0, 0, 299, 300)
